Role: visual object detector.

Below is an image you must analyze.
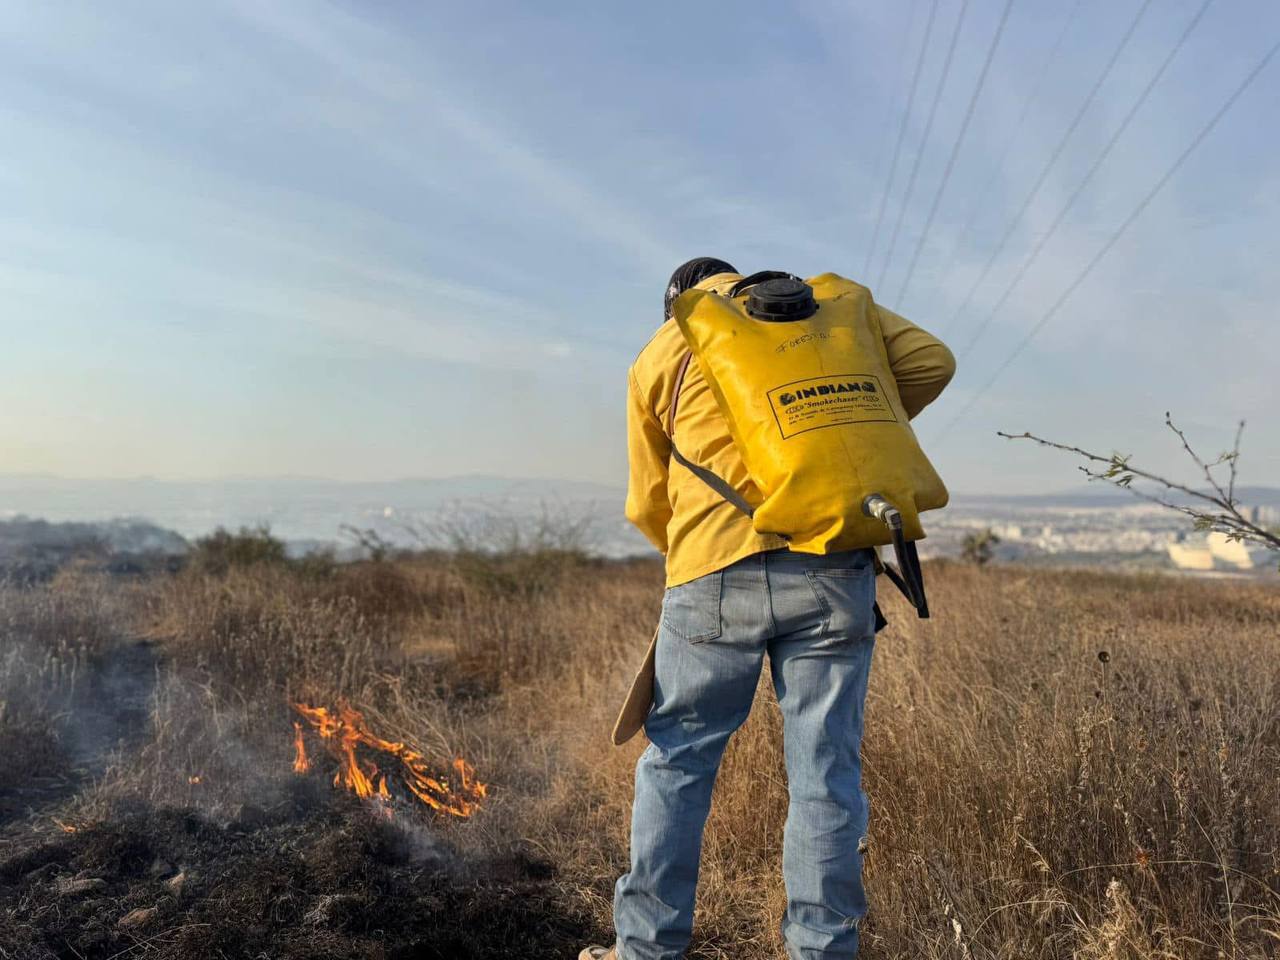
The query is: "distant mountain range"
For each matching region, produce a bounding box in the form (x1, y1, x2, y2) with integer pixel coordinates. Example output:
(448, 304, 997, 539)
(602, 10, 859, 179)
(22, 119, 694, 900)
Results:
(0, 473, 634, 553)
(950, 486, 1280, 510)
(0, 472, 623, 506)
(1, 474, 1276, 558)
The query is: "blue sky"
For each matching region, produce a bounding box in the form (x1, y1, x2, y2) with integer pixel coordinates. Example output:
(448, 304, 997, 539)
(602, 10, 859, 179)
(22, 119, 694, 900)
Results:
(1, 0, 1277, 495)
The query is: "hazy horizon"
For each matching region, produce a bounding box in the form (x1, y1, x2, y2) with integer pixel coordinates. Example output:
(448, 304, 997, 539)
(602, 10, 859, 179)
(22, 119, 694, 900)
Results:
(3, 468, 1278, 501)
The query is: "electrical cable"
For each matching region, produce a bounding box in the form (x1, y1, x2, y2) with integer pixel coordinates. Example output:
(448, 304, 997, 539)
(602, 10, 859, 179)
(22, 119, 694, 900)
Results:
(931, 34, 1278, 446)
(935, 0, 1156, 339)
(862, 1, 923, 275)
(930, 0, 1085, 305)
(863, 0, 939, 279)
(876, 0, 969, 292)
(953, 0, 1216, 362)
(896, 0, 1018, 307)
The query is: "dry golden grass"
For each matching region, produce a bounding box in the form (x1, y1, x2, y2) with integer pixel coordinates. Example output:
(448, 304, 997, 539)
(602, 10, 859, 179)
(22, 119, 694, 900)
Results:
(2, 554, 1278, 958)
(547, 562, 1280, 959)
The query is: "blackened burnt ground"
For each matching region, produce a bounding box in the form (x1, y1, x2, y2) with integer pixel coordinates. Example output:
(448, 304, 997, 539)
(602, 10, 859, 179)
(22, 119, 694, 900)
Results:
(0, 786, 593, 960)
(0, 640, 159, 825)
(0, 559, 618, 960)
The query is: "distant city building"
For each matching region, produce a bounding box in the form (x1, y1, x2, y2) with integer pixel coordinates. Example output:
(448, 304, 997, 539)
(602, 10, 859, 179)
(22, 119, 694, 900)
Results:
(1208, 531, 1273, 570)
(1167, 539, 1214, 571)
(1243, 504, 1278, 528)
(1167, 532, 1270, 571)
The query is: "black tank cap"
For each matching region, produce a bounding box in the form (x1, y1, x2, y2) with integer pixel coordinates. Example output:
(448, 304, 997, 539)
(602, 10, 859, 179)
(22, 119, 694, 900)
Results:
(744, 277, 818, 322)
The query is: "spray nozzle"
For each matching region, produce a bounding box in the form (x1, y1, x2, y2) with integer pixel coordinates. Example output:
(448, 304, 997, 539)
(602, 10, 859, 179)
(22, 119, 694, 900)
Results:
(862, 494, 902, 530)
(862, 493, 928, 619)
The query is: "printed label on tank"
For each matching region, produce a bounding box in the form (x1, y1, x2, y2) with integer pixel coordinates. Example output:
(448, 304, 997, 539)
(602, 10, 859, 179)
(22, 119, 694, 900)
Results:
(767, 374, 897, 439)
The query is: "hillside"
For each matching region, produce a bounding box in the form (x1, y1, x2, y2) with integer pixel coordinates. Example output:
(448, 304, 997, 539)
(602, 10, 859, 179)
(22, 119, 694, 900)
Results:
(1, 554, 1277, 958)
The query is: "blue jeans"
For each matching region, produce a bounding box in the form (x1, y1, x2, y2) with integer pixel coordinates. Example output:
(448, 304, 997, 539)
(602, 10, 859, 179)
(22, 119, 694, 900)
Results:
(614, 548, 877, 960)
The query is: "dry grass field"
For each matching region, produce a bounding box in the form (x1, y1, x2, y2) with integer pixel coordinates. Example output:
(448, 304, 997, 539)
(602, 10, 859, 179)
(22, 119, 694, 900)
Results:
(1, 547, 1278, 959)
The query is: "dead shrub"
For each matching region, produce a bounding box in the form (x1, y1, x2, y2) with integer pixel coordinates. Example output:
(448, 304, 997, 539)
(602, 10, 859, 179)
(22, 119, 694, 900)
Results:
(187, 525, 289, 575)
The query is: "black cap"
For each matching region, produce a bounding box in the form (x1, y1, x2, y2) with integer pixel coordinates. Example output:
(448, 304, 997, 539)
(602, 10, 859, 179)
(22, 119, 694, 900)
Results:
(744, 277, 818, 322)
(664, 257, 737, 319)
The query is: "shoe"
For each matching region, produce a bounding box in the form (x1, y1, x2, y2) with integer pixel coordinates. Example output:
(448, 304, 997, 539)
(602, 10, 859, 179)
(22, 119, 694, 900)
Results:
(578, 947, 617, 960)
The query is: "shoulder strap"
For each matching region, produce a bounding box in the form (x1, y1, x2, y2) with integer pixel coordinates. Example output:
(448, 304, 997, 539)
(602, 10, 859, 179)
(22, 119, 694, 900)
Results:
(665, 351, 693, 435)
(666, 350, 756, 519)
(670, 445, 757, 518)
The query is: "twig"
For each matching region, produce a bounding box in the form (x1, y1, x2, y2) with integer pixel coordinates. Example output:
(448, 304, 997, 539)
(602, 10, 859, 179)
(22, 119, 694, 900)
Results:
(1164, 412, 1231, 505)
(998, 431, 1226, 508)
(1228, 419, 1245, 506)
(103, 924, 212, 960)
(999, 427, 1279, 554)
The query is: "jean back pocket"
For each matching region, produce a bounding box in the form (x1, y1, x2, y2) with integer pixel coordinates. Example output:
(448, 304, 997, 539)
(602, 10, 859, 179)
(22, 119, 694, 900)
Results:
(806, 565, 876, 641)
(661, 570, 723, 643)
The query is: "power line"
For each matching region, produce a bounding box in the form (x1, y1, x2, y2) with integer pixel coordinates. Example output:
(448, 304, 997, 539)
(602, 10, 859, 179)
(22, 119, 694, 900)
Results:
(930, 0, 1086, 305)
(876, 0, 969, 292)
(935, 0, 1156, 339)
(932, 34, 1278, 446)
(953, 0, 1216, 363)
(862, 0, 922, 276)
(863, 0, 939, 279)
(896, 0, 1018, 307)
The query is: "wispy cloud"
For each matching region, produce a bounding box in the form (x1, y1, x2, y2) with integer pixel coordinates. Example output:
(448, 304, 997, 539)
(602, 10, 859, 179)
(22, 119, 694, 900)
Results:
(225, 0, 682, 277)
(0, 0, 1275, 487)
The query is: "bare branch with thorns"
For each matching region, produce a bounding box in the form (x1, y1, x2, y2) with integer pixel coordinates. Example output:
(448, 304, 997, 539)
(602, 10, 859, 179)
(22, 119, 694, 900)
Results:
(999, 415, 1280, 559)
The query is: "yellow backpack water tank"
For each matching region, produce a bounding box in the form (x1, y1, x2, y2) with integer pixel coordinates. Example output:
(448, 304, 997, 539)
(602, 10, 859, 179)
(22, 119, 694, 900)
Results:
(672, 272, 947, 553)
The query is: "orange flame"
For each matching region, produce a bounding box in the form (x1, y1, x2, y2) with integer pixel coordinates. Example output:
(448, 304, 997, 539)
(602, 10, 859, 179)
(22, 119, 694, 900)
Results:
(52, 817, 77, 834)
(292, 722, 310, 773)
(291, 702, 486, 818)
(188, 775, 203, 785)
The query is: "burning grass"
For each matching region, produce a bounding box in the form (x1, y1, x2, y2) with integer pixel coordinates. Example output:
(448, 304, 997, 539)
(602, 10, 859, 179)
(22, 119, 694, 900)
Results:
(291, 701, 487, 817)
(1, 554, 1278, 958)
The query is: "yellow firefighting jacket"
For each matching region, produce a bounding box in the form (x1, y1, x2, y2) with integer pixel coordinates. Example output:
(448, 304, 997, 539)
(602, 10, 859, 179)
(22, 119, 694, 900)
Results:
(626, 272, 956, 587)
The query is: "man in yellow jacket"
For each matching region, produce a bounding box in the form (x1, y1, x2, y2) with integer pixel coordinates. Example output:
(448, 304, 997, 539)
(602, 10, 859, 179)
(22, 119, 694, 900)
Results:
(581, 258, 955, 960)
